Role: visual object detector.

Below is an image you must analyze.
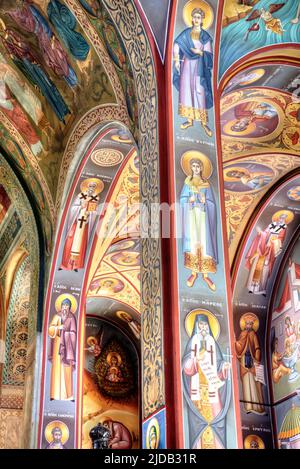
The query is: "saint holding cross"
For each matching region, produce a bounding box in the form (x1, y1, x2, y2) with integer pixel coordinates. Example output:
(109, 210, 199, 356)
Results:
(183, 311, 231, 449)
(60, 178, 104, 271)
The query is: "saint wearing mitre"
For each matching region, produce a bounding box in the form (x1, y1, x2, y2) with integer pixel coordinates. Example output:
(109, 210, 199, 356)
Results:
(173, 2, 213, 137)
(60, 178, 104, 271)
(182, 311, 231, 449)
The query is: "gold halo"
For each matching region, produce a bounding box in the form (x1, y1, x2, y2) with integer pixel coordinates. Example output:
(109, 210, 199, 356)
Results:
(224, 166, 250, 182)
(244, 434, 265, 449)
(146, 418, 160, 449)
(107, 351, 122, 366)
(223, 120, 257, 137)
(238, 68, 265, 86)
(116, 310, 133, 322)
(45, 421, 69, 445)
(54, 294, 78, 314)
(240, 313, 259, 332)
(183, 0, 214, 29)
(272, 210, 294, 225)
(80, 178, 104, 194)
(181, 151, 212, 179)
(185, 309, 220, 339)
(87, 336, 97, 347)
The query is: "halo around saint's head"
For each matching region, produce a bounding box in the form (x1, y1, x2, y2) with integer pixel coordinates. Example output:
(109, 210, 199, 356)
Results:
(240, 313, 259, 332)
(80, 178, 104, 194)
(244, 434, 265, 449)
(272, 210, 294, 225)
(181, 151, 213, 179)
(45, 420, 69, 445)
(183, 0, 214, 29)
(87, 336, 97, 347)
(55, 293, 78, 314)
(185, 308, 220, 339)
(107, 351, 122, 366)
(146, 418, 160, 449)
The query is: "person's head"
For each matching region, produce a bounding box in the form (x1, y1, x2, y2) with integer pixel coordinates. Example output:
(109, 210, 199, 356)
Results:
(190, 158, 203, 178)
(279, 213, 288, 223)
(87, 181, 97, 196)
(51, 427, 62, 443)
(245, 319, 254, 332)
(285, 338, 291, 355)
(121, 312, 131, 323)
(285, 316, 292, 327)
(198, 319, 210, 337)
(191, 8, 205, 28)
(111, 356, 118, 367)
(149, 426, 157, 449)
(272, 337, 278, 352)
(226, 169, 248, 179)
(231, 117, 251, 132)
(61, 298, 71, 315)
(102, 418, 113, 430)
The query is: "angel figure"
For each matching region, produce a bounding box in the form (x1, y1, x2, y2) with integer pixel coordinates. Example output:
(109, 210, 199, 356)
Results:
(246, 3, 285, 36)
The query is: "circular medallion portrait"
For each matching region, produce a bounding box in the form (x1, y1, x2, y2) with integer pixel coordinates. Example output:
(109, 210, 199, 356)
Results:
(222, 99, 281, 142)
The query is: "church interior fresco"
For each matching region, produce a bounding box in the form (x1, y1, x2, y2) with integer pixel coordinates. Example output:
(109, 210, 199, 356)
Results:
(1, 0, 300, 451)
